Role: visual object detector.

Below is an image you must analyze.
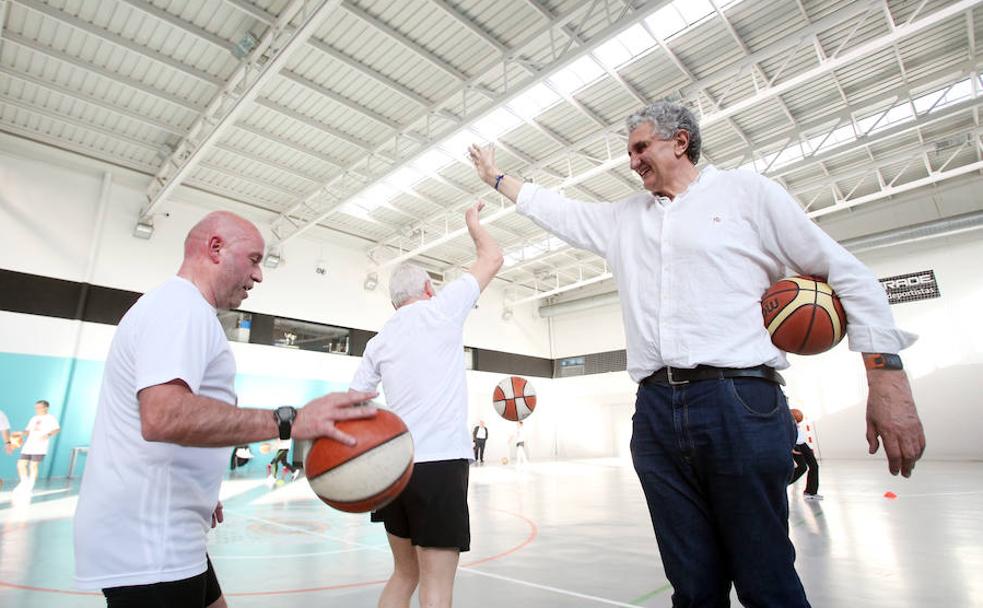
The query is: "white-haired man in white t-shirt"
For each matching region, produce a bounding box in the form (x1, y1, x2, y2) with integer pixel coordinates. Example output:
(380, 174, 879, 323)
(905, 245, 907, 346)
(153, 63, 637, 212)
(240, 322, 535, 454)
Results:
(351, 201, 502, 608)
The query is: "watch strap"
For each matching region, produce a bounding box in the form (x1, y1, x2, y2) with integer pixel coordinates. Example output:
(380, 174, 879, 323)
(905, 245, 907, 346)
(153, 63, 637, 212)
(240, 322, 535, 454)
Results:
(863, 353, 903, 371)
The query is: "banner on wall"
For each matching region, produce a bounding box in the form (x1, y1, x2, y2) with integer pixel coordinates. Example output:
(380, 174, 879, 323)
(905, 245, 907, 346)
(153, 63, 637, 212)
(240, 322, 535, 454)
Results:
(878, 270, 940, 305)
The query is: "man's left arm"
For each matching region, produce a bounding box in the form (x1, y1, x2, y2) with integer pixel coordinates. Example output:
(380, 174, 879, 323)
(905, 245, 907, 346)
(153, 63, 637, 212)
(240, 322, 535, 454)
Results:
(755, 175, 925, 477)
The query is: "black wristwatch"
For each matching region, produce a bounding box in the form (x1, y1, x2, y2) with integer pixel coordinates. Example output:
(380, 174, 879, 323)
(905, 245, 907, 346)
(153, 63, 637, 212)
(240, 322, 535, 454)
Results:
(273, 406, 297, 440)
(863, 353, 903, 371)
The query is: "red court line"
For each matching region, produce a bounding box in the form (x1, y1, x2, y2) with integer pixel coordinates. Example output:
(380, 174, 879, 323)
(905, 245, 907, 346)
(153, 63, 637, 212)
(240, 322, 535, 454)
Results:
(0, 508, 539, 598)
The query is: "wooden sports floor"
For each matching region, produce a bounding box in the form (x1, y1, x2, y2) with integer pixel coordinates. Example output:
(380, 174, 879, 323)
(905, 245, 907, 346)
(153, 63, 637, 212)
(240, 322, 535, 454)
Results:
(1, 459, 981, 607)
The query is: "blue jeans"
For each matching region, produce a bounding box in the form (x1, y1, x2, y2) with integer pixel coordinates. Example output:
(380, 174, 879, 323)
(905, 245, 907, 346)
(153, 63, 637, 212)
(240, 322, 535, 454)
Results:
(631, 377, 810, 608)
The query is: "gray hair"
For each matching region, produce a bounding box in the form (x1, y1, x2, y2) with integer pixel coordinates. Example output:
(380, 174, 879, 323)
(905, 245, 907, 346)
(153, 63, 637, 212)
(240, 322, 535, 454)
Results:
(389, 263, 431, 308)
(625, 100, 702, 165)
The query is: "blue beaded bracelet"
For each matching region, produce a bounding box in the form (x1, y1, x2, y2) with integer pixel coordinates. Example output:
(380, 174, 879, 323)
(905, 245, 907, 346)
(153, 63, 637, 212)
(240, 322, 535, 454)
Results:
(494, 174, 505, 191)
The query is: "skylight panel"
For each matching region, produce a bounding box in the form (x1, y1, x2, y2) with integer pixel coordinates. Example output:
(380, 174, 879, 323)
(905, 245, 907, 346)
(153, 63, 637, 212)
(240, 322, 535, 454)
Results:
(645, 6, 687, 40)
(595, 24, 656, 69)
(473, 107, 523, 140)
(441, 129, 484, 159)
(674, 0, 714, 24)
(411, 149, 453, 175)
(388, 166, 426, 189)
(548, 56, 605, 95)
(508, 84, 561, 119)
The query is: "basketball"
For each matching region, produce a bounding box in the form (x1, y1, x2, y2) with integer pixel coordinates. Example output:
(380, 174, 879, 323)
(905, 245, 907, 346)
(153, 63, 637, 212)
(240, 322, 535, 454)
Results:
(493, 376, 537, 421)
(791, 408, 804, 423)
(762, 275, 847, 355)
(304, 408, 414, 513)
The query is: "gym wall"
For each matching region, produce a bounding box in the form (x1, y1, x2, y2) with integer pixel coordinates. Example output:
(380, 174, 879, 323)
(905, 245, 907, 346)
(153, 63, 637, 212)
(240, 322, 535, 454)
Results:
(0, 144, 625, 479)
(549, 179, 983, 461)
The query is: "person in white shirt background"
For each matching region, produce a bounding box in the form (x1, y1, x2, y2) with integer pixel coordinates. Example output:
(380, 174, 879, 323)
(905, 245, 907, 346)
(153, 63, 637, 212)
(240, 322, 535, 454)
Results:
(350, 201, 503, 608)
(469, 100, 925, 607)
(73, 210, 377, 608)
(16, 399, 60, 494)
(789, 408, 822, 501)
(513, 421, 528, 466)
(1, 407, 13, 491)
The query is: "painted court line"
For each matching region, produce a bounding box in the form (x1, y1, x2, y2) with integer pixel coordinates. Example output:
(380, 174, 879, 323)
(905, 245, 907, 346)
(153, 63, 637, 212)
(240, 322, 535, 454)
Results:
(225, 509, 387, 552)
(459, 568, 640, 607)
(210, 548, 366, 559)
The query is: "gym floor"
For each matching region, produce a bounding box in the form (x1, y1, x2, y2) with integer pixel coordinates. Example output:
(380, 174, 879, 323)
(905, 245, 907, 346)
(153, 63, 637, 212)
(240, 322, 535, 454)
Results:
(1, 459, 981, 607)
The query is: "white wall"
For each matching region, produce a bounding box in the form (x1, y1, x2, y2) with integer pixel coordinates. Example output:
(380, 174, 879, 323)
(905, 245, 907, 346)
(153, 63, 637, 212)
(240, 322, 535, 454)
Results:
(0, 145, 551, 357)
(519, 232, 983, 461)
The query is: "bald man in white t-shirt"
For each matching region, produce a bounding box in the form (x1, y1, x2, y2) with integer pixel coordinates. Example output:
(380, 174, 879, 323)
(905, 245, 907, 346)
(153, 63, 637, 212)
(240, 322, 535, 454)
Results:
(351, 201, 502, 608)
(73, 211, 377, 608)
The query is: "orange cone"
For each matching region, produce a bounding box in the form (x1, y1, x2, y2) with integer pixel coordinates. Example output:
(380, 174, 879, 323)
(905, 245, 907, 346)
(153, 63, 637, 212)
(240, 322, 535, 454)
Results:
(883, 491, 897, 499)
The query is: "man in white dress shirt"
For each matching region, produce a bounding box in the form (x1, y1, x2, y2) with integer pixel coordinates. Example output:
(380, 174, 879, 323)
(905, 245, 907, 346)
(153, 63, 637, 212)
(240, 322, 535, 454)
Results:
(469, 100, 925, 607)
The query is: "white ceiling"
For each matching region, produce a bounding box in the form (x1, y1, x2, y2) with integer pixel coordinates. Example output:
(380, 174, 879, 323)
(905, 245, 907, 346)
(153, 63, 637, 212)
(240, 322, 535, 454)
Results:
(1, 0, 981, 303)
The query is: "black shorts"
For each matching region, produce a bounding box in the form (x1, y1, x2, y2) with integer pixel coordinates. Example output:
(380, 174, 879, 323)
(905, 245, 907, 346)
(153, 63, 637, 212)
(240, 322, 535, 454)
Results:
(370, 459, 470, 552)
(102, 556, 222, 608)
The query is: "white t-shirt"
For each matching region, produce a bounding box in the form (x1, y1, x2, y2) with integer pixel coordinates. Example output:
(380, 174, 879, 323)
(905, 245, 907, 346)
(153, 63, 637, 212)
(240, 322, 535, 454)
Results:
(796, 423, 807, 445)
(351, 274, 480, 463)
(474, 426, 488, 440)
(74, 277, 236, 590)
(21, 413, 60, 455)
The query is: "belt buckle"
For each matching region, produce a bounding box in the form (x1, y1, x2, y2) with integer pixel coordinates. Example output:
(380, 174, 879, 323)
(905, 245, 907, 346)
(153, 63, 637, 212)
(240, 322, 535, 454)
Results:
(666, 366, 689, 386)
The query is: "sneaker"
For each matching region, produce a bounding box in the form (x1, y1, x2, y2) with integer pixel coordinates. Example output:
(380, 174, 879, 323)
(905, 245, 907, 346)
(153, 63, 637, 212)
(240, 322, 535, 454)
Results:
(291, 469, 301, 481)
(265, 475, 276, 488)
(804, 493, 824, 501)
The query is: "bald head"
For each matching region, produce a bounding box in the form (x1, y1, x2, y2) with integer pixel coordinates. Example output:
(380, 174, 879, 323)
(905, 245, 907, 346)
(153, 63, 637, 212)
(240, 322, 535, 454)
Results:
(184, 211, 262, 261)
(179, 211, 265, 310)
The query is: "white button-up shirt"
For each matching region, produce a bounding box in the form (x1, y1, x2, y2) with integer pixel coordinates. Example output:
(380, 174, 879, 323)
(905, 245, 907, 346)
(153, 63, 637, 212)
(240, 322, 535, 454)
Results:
(516, 165, 916, 383)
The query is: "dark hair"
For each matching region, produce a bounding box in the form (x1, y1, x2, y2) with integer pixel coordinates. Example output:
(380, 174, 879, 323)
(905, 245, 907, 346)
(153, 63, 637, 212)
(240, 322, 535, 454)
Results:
(36, 400, 50, 408)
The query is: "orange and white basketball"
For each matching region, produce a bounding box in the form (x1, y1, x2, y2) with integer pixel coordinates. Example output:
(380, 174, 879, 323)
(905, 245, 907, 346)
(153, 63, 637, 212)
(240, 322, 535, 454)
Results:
(493, 376, 537, 421)
(305, 408, 414, 513)
(761, 275, 847, 355)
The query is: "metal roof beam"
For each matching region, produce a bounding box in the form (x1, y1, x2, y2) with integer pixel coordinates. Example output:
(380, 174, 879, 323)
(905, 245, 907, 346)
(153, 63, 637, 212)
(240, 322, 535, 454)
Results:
(0, 64, 187, 136)
(340, 0, 471, 84)
(272, 0, 671, 247)
(278, 70, 401, 130)
(428, 0, 509, 55)
(222, 0, 276, 25)
(3, 32, 203, 113)
(252, 97, 373, 152)
(13, 0, 224, 87)
(119, 0, 234, 52)
(305, 38, 431, 107)
(141, 0, 341, 222)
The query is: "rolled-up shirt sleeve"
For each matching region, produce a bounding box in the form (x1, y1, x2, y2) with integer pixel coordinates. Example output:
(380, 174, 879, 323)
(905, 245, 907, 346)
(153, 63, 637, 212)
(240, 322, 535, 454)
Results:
(516, 183, 620, 258)
(753, 174, 917, 353)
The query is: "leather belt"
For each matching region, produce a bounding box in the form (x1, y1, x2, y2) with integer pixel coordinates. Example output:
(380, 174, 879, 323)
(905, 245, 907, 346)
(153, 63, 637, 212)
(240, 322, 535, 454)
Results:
(641, 364, 785, 387)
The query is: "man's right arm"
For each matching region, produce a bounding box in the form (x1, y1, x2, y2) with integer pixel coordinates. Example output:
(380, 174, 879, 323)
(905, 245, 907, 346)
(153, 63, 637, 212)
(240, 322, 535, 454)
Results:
(465, 200, 504, 291)
(139, 381, 376, 447)
(469, 143, 620, 257)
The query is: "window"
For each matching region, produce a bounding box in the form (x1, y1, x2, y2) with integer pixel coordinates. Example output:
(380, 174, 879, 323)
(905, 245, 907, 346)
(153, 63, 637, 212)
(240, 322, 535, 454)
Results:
(272, 318, 351, 354)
